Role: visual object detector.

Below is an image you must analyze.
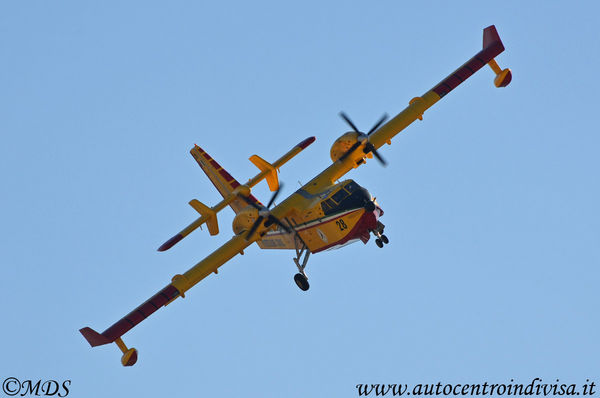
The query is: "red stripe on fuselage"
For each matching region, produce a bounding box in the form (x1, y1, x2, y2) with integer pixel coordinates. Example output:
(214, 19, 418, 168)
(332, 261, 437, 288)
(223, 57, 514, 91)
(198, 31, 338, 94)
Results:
(219, 169, 234, 182)
(311, 209, 379, 253)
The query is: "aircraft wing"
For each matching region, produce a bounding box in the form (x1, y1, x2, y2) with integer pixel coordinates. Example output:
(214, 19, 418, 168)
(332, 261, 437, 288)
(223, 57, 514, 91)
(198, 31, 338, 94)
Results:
(305, 25, 511, 192)
(80, 234, 254, 366)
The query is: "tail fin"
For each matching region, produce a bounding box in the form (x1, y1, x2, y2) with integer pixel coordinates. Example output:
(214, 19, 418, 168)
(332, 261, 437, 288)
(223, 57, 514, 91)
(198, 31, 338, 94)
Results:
(190, 145, 261, 214)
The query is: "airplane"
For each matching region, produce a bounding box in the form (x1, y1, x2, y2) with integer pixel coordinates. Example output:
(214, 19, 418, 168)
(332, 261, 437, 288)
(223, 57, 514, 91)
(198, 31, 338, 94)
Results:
(80, 25, 512, 366)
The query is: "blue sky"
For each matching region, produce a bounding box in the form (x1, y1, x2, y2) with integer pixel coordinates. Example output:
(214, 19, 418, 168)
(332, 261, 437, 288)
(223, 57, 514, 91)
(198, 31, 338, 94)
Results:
(1, 1, 598, 397)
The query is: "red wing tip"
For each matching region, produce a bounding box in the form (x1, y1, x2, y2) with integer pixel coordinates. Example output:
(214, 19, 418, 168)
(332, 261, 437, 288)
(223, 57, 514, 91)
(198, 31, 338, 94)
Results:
(483, 25, 502, 49)
(158, 234, 183, 251)
(80, 327, 111, 347)
(297, 136, 316, 149)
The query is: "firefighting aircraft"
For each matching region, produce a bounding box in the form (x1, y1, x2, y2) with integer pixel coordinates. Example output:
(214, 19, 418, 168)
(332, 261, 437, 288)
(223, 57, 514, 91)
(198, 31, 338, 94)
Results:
(80, 25, 511, 366)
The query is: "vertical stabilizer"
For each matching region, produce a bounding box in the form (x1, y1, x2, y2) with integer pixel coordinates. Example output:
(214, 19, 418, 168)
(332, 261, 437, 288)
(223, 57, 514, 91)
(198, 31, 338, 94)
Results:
(190, 146, 260, 214)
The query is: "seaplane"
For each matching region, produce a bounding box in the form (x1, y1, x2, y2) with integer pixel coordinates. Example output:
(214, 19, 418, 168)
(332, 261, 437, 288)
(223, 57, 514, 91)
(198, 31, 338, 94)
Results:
(80, 25, 512, 366)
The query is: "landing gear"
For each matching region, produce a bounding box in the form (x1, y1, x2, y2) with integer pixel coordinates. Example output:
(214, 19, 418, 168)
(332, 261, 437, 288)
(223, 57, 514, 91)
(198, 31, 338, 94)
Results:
(292, 233, 311, 291)
(372, 221, 389, 248)
(294, 273, 310, 291)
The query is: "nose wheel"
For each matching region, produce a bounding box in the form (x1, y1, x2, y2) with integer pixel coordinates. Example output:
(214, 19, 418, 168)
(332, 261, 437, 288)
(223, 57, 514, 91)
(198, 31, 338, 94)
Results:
(372, 221, 389, 248)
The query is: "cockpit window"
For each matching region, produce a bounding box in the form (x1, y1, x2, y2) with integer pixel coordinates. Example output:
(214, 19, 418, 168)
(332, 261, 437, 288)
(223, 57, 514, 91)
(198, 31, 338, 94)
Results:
(344, 181, 359, 193)
(320, 182, 370, 217)
(331, 188, 349, 204)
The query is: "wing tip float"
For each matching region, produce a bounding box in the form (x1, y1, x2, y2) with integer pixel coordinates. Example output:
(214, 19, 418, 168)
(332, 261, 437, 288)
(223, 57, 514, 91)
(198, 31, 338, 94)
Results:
(432, 24, 511, 99)
(483, 25, 512, 87)
(81, 25, 511, 367)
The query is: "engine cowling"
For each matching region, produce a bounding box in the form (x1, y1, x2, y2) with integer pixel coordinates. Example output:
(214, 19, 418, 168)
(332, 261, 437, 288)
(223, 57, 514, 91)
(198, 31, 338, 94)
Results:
(232, 207, 259, 235)
(330, 131, 365, 162)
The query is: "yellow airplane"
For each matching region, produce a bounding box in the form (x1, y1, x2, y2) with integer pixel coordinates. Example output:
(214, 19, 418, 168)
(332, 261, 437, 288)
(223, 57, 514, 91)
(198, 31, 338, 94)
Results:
(80, 25, 511, 366)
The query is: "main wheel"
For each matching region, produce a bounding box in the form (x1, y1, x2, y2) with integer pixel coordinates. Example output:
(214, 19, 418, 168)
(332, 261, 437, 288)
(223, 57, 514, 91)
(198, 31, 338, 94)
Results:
(375, 238, 383, 248)
(294, 273, 310, 291)
(381, 235, 389, 244)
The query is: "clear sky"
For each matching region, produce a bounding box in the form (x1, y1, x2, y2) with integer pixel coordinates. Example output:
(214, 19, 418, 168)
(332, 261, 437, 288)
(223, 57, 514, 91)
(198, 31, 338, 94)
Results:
(1, 1, 598, 397)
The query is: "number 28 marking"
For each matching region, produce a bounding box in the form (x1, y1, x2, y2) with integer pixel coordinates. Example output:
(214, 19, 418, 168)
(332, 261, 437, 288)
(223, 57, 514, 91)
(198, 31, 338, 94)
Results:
(335, 219, 348, 231)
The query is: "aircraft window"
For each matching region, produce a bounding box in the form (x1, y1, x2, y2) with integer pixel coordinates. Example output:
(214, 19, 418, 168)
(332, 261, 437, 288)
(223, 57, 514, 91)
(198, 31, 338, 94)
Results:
(345, 181, 359, 193)
(326, 199, 336, 208)
(321, 201, 331, 213)
(332, 189, 349, 204)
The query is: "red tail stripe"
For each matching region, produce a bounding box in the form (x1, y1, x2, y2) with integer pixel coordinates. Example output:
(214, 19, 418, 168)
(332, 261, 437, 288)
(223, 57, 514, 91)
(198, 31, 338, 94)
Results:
(219, 169, 234, 182)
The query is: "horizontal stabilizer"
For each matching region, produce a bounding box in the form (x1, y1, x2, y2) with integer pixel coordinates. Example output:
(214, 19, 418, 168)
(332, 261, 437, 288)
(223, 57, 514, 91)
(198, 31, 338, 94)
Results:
(249, 155, 279, 192)
(189, 199, 219, 235)
(157, 136, 316, 251)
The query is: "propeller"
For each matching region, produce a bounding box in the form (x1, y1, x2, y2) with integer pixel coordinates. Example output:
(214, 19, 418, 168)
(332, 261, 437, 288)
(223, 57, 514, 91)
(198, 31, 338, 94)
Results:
(338, 112, 388, 166)
(238, 184, 293, 241)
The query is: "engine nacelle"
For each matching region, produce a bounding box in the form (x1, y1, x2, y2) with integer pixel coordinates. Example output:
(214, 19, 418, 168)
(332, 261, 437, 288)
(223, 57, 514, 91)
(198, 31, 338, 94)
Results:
(232, 207, 259, 235)
(330, 131, 363, 162)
